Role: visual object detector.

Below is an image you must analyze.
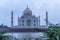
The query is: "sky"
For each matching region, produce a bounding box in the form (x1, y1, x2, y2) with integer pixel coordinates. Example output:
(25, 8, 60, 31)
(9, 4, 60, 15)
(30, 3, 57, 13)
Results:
(0, 0, 60, 27)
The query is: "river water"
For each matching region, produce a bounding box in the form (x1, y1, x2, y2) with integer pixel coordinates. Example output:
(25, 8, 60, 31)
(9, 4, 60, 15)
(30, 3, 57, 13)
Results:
(4, 32, 48, 40)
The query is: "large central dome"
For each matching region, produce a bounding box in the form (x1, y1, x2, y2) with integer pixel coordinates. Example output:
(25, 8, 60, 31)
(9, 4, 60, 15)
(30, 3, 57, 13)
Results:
(23, 6, 32, 16)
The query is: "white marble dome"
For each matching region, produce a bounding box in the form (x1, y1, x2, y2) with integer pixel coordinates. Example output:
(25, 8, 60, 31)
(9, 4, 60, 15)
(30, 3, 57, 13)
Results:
(23, 6, 32, 16)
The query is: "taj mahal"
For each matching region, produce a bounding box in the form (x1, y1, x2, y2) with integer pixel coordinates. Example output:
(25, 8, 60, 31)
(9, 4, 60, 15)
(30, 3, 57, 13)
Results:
(18, 6, 40, 28)
(15, 6, 48, 28)
(9, 6, 49, 40)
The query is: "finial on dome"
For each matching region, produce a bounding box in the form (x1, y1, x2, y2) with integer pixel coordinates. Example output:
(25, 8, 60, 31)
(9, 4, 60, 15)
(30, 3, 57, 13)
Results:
(27, 5, 28, 9)
(46, 11, 48, 13)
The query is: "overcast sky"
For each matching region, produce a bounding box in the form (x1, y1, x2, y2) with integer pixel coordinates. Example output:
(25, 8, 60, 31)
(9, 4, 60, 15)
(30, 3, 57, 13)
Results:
(0, 0, 60, 27)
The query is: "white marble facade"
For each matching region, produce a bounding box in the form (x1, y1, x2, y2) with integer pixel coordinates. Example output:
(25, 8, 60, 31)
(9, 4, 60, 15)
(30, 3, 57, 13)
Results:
(18, 6, 40, 28)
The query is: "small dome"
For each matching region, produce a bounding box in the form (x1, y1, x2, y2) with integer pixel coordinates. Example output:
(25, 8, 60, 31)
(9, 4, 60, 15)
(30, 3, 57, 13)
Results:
(23, 6, 32, 16)
(21, 16, 24, 18)
(32, 15, 35, 18)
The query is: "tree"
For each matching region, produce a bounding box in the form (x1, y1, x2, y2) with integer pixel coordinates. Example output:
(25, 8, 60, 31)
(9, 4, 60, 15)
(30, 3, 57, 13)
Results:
(46, 24, 60, 40)
(45, 29, 55, 40)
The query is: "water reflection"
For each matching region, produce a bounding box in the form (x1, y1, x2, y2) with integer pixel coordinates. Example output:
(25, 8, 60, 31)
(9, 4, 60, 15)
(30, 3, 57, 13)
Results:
(4, 32, 48, 40)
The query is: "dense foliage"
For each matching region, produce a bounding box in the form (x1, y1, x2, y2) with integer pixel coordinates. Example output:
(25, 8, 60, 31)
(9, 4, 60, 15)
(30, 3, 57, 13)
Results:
(46, 24, 60, 40)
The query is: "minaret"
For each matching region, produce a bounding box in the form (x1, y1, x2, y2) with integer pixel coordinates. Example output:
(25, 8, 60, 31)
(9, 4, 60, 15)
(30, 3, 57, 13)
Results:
(46, 11, 48, 27)
(18, 16, 19, 26)
(11, 11, 13, 27)
(39, 16, 40, 26)
(11, 11, 14, 40)
(37, 16, 40, 26)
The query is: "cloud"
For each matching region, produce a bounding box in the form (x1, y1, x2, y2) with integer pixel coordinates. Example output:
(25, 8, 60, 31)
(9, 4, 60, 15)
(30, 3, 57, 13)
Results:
(0, 0, 6, 7)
